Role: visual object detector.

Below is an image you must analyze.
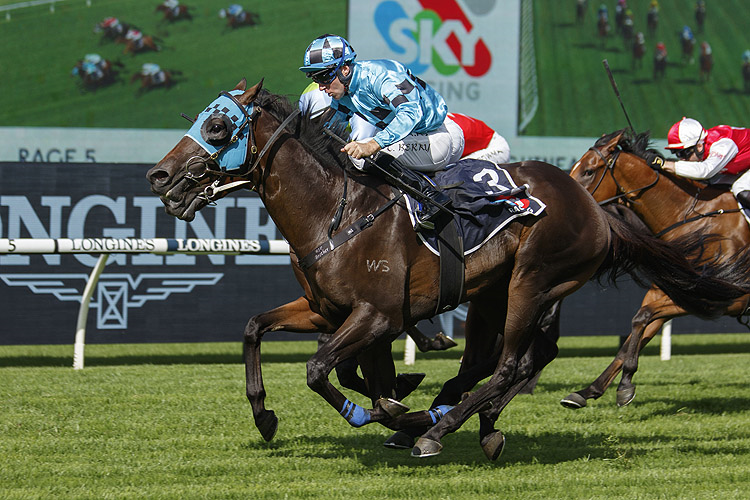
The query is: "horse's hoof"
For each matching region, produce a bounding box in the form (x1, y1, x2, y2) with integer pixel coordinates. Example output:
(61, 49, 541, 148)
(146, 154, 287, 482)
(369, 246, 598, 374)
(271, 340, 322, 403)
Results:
(256, 410, 278, 442)
(383, 431, 415, 450)
(560, 392, 587, 409)
(480, 431, 506, 461)
(617, 386, 636, 407)
(411, 437, 443, 457)
(376, 397, 410, 418)
(394, 373, 425, 400)
(433, 332, 458, 350)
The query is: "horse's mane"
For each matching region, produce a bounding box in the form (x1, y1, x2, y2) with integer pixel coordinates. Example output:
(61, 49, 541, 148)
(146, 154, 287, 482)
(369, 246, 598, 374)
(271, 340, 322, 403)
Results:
(255, 88, 351, 171)
(594, 128, 662, 160)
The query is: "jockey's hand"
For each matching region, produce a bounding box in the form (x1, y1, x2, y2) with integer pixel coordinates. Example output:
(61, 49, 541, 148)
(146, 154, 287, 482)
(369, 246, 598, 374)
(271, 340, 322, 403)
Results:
(643, 151, 665, 170)
(343, 139, 381, 159)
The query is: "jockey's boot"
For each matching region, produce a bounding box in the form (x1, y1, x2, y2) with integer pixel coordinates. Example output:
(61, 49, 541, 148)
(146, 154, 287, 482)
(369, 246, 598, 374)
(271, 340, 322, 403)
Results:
(737, 190, 750, 211)
(372, 153, 451, 231)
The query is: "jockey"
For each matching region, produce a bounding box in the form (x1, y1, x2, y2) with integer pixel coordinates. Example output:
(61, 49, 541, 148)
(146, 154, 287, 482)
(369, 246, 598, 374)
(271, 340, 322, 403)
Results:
(656, 117, 750, 211)
(655, 42, 667, 58)
(299, 82, 379, 141)
(681, 25, 694, 43)
(743, 50, 750, 64)
(163, 0, 179, 8)
(299, 34, 509, 230)
(300, 34, 461, 229)
(101, 16, 119, 29)
(597, 4, 608, 21)
(299, 82, 510, 164)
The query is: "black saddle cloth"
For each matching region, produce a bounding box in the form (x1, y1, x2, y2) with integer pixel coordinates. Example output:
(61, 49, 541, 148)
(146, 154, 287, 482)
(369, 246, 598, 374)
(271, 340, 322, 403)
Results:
(404, 159, 546, 255)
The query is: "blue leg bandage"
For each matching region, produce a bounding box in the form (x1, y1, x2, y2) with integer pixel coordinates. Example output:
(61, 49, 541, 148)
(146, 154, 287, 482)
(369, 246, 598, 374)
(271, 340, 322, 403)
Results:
(428, 405, 455, 424)
(340, 399, 371, 427)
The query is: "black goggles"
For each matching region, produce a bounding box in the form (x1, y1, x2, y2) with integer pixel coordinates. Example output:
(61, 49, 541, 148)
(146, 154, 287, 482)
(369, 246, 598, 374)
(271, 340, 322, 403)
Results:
(309, 67, 338, 85)
(672, 146, 696, 160)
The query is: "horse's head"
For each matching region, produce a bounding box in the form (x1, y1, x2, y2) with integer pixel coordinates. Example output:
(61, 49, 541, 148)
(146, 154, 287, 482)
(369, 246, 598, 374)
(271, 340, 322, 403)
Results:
(570, 130, 626, 202)
(571, 129, 662, 206)
(146, 78, 264, 221)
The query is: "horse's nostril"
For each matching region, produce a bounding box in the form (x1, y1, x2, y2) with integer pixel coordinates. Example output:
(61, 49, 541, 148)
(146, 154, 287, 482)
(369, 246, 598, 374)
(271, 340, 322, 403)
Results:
(148, 169, 170, 183)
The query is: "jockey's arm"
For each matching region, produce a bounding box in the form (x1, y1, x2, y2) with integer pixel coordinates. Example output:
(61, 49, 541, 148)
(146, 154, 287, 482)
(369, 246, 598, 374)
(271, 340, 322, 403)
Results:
(665, 138, 738, 178)
(370, 76, 424, 149)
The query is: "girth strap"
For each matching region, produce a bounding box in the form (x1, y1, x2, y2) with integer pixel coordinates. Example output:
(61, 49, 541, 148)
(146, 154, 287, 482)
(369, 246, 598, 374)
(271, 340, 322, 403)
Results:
(298, 193, 403, 270)
(435, 217, 465, 314)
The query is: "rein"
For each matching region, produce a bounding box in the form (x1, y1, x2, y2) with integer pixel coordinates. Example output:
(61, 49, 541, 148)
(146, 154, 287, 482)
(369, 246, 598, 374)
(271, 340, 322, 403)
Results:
(589, 144, 741, 236)
(589, 147, 660, 205)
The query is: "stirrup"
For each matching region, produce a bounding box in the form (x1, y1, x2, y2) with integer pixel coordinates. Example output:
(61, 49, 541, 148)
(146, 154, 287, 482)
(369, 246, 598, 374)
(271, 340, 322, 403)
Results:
(413, 215, 435, 231)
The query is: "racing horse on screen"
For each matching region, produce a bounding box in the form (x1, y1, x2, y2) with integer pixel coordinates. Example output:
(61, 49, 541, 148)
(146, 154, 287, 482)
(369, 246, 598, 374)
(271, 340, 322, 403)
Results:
(565, 129, 750, 409)
(146, 80, 750, 460)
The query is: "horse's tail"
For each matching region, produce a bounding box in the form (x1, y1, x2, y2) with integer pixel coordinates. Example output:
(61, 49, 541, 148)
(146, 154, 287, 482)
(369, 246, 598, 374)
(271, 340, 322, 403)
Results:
(595, 204, 748, 319)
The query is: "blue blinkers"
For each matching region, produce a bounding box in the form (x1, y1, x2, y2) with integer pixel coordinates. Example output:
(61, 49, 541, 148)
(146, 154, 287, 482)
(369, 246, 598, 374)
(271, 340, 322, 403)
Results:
(184, 90, 255, 173)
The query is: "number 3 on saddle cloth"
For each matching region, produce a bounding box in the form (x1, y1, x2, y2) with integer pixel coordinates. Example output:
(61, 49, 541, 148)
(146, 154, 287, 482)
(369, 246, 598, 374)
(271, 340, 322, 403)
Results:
(406, 158, 547, 256)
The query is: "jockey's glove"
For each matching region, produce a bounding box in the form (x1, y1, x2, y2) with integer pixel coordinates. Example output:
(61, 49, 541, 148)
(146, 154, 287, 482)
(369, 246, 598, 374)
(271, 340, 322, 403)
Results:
(643, 151, 665, 170)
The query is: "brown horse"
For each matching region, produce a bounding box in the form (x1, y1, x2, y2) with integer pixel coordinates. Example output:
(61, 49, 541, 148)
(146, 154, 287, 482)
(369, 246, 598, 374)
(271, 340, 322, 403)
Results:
(654, 43, 667, 80)
(597, 13, 610, 48)
(564, 129, 750, 409)
(632, 32, 646, 70)
(695, 0, 706, 33)
(94, 17, 132, 43)
(575, 0, 587, 25)
(156, 3, 192, 23)
(117, 30, 161, 55)
(130, 68, 182, 93)
(72, 57, 122, 90)
(699, 41, 713, 82)
(646, 6, 658, 38)
(146, 81, 750, 460)
(218, 7, 260, 30)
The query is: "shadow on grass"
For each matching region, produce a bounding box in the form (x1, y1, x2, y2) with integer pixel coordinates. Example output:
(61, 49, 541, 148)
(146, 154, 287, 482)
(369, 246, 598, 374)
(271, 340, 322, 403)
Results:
(245, 421, 749, 467)
(247, 428, 617, 466)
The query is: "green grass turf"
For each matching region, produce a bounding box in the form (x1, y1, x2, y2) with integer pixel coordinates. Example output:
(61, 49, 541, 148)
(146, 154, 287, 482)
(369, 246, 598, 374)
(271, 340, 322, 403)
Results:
(0, 0, 347, 128)
(1, 334, 749, 499)
(524, 0, 750, 137)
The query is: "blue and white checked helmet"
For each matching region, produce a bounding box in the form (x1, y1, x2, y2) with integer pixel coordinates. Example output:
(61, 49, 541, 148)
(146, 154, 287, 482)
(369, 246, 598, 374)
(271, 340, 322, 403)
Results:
(299, 35, 356, 74)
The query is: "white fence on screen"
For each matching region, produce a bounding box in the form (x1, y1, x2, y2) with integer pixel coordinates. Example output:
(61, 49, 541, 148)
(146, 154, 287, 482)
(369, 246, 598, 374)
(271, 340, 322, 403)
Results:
(0, 238, 289, 369)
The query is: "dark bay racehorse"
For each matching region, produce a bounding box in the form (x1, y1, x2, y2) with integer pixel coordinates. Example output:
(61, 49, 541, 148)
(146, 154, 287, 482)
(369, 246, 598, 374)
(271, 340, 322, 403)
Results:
(565, 129, 750, 409)
(156, 3, 192, 23)
(146, 81, 749, 460)
(646, 6, 658, 38)
(742, 60, 750, 94)
(699, 41, 713, 82)
(130, 68, 182, 93)
(632, 32, 646, 70)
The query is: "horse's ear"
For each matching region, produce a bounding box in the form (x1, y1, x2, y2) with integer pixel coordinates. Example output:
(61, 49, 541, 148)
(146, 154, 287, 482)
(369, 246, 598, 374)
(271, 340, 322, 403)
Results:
(602, 130, 625, 152)
(239, 78, 264, 105)
(233, 78, 247, 91)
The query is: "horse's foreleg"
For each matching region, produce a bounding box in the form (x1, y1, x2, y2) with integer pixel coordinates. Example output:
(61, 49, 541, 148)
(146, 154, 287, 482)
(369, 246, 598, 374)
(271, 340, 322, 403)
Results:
(560, 290, 682, 409)
(244, 296, 333, 441)
(617, 301, 686, 407)
(306, 306, 402, 428)
(477, 321, 559, 460)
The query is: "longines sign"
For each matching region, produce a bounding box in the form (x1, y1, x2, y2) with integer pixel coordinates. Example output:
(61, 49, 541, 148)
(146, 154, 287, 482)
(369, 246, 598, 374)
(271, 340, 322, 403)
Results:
(0, 162, 301, 345)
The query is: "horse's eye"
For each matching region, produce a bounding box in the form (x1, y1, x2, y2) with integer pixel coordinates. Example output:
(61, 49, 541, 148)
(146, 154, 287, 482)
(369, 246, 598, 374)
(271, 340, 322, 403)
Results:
(211, 124, 224, 133)
(583, 169, 595, 177)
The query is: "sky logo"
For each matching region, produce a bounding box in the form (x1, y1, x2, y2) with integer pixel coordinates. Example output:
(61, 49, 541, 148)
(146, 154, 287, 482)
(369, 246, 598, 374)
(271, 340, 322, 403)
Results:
(374, 0, 492, 77)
